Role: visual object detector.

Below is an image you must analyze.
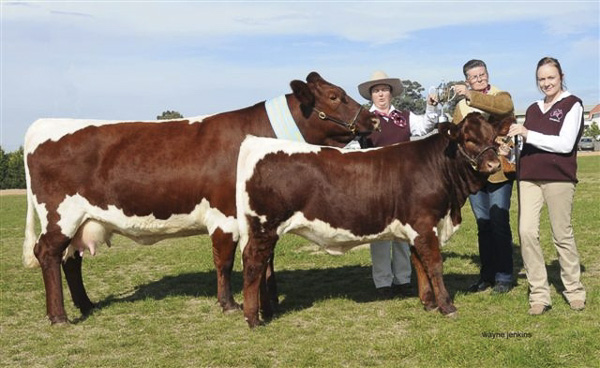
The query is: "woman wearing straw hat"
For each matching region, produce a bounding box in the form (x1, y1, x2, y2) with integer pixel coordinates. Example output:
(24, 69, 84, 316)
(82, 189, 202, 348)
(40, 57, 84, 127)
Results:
(358, 70, 440, 299)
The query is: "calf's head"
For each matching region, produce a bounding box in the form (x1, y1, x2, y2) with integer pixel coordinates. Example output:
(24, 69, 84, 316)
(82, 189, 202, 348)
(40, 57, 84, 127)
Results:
(290, 72, 379, 144)
(440, 112, 512, 175)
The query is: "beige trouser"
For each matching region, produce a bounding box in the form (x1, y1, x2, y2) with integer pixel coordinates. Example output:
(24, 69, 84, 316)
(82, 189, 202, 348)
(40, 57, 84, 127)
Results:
(519, 181, 586, 306)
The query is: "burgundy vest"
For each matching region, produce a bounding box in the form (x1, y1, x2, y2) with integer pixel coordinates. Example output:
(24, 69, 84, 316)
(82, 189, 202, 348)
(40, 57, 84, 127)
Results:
(520, 95, 583, 183)
(365, 110, 412, 147)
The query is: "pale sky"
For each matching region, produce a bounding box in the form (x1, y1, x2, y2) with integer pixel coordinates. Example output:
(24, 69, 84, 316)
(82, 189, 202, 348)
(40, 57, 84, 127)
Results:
(1, 0, 599, 151)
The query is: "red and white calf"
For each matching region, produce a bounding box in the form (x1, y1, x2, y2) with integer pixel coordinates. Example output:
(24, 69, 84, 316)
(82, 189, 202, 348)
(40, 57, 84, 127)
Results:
(236, 113, 514, 327)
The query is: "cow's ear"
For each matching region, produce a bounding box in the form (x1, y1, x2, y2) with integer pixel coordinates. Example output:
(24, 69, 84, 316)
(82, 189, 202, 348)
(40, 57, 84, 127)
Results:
(306, 72, 322, 83)
(291, 80, 316, 108)
(438, 122, 461, 141)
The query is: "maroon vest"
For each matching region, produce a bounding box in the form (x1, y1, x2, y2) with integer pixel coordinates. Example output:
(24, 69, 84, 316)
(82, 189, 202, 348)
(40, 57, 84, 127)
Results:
(520, 95, 583, 183)
(365, 110, 412, 147)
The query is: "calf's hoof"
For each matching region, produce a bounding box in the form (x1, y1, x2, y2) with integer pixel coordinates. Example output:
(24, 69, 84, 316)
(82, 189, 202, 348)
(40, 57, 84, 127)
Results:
(445, 311, 458, 319)
(222, 301, 242, 314)
(424, 305, 439, 313)
(49, 315, 69, 325)
(223, 306, 242, 315)
(422, 300, 438, 312)
(245, 316, 263, 328)
(440, 304, 458, 317)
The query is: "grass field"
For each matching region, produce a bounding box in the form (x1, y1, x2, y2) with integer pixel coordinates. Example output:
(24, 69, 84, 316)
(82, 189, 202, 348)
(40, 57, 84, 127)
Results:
(1, 156, 599, 367)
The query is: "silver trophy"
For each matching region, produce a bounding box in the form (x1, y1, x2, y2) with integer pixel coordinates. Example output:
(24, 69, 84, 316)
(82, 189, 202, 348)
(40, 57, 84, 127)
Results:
(429, 80, 457, 123)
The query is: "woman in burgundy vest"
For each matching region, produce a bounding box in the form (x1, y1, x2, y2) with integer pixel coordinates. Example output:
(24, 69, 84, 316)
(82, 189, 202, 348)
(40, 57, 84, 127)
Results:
(508, 57, 586, 316)
(357, 71, 440, 299)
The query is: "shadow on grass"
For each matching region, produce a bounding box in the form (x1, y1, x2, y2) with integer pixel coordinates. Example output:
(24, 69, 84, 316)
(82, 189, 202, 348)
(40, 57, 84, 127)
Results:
(90, 264, 483, 322)
(271, 266, 477, 318)
(86, 245, 585, 324)
(95, 270, 223, 309)
(91, 245, 588, 322)
(442, 251, 480, 264)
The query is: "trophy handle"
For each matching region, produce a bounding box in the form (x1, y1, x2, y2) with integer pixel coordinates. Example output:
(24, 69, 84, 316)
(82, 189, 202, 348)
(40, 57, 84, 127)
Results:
(448, 85, 457, 101)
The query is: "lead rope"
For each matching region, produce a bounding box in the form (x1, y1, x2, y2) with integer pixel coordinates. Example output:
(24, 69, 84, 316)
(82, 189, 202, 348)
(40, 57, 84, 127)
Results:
(514, 135, 522, 270)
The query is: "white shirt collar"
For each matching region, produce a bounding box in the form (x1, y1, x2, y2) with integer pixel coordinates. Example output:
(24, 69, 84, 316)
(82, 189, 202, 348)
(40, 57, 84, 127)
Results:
(369, 104, 397, 114)
(536, 90, 572, 112)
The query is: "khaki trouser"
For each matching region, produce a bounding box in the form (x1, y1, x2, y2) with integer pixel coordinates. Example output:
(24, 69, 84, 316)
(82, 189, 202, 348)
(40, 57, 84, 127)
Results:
(519, 181, 586, 306)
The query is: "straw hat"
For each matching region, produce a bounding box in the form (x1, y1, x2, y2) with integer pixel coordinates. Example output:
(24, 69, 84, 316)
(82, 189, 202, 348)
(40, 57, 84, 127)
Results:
(358, 71, 403, 100)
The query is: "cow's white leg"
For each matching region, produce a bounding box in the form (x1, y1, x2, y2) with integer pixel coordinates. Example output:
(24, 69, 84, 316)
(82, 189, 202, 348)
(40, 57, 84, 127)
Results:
(211, 229, 241, 312)
(34, 230, 71, 324)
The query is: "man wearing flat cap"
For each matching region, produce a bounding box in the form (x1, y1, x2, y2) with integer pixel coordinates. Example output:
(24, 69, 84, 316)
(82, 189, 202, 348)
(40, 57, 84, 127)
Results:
(359, 70, 440, 299)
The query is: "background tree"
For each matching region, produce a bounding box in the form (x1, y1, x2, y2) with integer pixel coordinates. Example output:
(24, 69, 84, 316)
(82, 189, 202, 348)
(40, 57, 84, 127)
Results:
(157, 110, 183, 120)
(0, 147, 7, 189)
(584, 122, 600, 139)
(0, 146, 26, 189)
(392, 80, 426, 114)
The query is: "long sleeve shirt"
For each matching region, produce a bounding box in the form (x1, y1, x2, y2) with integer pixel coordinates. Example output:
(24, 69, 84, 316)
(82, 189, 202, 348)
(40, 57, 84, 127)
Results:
(525, 91, 583, 153)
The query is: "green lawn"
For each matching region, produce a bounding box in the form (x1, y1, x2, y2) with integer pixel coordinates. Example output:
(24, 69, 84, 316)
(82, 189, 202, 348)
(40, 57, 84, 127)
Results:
(1, 156, 598, 367)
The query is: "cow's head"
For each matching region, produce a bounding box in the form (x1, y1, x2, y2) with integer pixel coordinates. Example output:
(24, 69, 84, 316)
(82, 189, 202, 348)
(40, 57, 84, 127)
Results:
(290, 72, 379, 145)
(439, 112, 510, 175)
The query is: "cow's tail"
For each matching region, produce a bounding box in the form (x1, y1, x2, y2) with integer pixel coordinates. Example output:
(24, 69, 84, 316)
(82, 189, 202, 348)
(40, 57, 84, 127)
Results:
(22, 145, 40, 268)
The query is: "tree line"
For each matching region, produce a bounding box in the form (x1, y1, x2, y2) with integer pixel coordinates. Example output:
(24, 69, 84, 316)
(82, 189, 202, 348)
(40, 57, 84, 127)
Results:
(0, 147, 25, 189)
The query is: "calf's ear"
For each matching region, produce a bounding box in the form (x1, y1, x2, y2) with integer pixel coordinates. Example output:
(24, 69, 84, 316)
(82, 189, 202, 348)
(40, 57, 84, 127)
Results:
(291, 80, 316, 108)
(496, 115, 516, 136)
(438, 122, 461, 141)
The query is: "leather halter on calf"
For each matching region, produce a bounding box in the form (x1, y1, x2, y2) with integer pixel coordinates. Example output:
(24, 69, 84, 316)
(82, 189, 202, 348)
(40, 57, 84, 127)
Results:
(457, 144, 498, 171)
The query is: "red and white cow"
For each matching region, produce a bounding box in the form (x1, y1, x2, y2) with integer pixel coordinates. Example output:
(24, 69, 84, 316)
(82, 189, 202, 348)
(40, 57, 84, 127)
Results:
(236, 113, 513, 327)
(23, 72, 378, 324)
